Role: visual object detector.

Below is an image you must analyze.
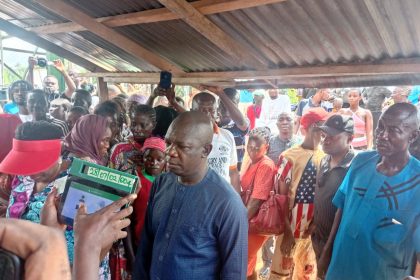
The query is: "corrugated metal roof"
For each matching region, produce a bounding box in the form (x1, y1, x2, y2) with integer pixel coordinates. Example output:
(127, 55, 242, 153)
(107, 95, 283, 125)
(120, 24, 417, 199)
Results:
(64, 0, 164, 18)
(0, 0, 420, 87)
(115, 21, 245, 72)
(75, 30, 159, 71)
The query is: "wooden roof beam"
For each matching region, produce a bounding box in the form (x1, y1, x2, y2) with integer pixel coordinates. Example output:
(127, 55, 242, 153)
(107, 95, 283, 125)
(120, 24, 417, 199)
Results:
(78, 58, 420, 79)
(0, 18, 107, 72)
(157, 0, 267, 70)
(104, 77, 236, 87)
(28, 0, 287, 34)
(34, 0, 184, 74)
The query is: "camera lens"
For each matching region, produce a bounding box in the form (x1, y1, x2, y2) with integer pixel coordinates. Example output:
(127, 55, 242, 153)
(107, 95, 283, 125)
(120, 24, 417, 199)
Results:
(37, 58, 48, 68)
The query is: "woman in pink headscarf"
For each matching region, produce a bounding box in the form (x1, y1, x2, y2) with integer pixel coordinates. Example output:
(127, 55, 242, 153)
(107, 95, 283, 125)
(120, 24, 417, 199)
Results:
(63, 114, 112, 165)
(63, 114, 113, 279)
(0, 114, 22, 216)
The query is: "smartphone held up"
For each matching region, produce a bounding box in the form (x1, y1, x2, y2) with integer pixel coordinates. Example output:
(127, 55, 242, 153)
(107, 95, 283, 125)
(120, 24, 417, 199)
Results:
(159, 71, 172, 90)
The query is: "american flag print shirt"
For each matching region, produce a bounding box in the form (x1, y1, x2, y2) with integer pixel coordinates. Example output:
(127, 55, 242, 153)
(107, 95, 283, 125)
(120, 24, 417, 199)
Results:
(277, 155, 317, 239)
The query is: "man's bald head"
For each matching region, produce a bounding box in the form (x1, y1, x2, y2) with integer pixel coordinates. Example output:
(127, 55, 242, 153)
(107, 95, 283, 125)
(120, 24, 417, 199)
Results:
(192, 92, 216, 107)
(168, 111, 213, 145)
(382, 102, 419, 130)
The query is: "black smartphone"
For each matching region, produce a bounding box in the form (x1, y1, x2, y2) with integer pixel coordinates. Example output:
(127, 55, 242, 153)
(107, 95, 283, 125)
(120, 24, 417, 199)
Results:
(159, 71, 172, 89)
(0, 248, 24, 280)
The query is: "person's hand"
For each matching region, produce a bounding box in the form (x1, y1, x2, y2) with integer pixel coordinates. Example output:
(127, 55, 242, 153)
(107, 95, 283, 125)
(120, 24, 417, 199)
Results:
(280, 232, 296, 256)
(28, 56, 37, 69)
(73, 194, 136, 261)
(40, 187, 66, 231)
(0, 219, 71, 280)
(166, 84, 176, 103)
(152, 86, 166, 98)
(53, 59, 65, 72)
(199, 85, 224, 95)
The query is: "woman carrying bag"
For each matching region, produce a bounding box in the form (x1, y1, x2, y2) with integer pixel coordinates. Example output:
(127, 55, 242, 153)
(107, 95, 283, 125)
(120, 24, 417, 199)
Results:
(241, 127, 277, 280)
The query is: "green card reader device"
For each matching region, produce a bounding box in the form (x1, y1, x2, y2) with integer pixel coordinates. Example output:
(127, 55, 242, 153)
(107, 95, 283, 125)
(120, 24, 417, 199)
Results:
(59, 158, 138, 226)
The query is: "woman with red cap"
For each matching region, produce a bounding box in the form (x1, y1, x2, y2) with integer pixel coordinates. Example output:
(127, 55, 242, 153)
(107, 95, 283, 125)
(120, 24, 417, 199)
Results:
(0, 116, 113, 280)
(0, 114, 22, 216)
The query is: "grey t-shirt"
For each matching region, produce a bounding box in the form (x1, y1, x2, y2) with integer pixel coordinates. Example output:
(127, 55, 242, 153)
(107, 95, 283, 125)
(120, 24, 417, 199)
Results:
(364, 89, 392, 112)
(267, 136, 295, 164)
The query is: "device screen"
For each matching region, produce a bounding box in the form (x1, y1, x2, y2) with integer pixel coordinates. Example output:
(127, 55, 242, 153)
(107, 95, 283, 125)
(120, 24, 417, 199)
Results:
(60, 180, 122, 225)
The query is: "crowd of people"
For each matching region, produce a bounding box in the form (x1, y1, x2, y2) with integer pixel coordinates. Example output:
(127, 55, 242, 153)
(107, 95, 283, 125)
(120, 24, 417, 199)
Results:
(0, 64, 419, 280)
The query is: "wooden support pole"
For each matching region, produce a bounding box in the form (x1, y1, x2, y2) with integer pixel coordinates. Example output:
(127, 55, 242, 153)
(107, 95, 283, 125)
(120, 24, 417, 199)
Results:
(97, 77, 108, 102)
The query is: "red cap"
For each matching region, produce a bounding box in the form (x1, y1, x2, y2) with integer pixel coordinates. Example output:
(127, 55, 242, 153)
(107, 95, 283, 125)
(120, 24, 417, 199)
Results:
(0, 139, 62, 176)
(141, 137, 166, 153)
(300, 107, 329, 129)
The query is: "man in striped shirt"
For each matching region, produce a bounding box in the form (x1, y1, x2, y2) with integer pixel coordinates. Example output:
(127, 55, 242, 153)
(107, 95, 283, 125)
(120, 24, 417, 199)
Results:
(269, 108, 328, 280)
(27, 90, 69, 137)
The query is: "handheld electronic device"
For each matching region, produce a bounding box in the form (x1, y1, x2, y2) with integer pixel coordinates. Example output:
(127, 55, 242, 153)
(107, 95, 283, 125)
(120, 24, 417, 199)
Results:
(159, 71, 172, 89)
(59, 158, 138, 226)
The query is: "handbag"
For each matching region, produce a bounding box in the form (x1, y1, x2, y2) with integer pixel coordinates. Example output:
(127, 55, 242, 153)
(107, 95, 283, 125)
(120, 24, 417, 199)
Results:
(241, 161, 288, 236)
(249, 184, 288, 235)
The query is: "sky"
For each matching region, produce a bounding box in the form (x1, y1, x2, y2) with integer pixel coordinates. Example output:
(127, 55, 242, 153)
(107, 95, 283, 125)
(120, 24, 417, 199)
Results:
(1, 36, 46, 67)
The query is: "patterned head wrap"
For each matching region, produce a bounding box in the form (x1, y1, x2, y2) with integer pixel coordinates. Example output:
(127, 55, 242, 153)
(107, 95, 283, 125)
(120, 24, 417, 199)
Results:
(249, 126, 271, 144)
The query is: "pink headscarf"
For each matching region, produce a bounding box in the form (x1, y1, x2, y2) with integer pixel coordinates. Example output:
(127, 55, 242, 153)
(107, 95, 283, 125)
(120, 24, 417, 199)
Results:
(64, 114, 110, 165)
(0, 114, 22, 163)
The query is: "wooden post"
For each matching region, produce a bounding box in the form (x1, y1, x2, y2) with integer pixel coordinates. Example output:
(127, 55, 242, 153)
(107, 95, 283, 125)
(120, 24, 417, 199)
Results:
(97, 77, 108, 102)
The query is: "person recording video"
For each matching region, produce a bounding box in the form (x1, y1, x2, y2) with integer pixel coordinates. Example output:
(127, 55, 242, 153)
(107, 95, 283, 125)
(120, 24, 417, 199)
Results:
(26, 56, 76, 102)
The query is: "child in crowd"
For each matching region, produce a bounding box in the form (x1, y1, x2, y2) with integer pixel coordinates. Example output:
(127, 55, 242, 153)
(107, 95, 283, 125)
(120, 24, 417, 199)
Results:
(132, 137, 166, 247)
(109, 104, 156, 172)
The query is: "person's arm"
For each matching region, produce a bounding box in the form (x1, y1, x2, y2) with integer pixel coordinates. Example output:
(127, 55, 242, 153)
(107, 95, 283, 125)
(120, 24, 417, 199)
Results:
(317, 209, 343, 278)
(365, 109, 374, 150)
(228, 130, 240, 193)
(415, 256, 420, 278)
(123, 222, 136, 271)
(166, 84, 187, 113)
(294, 101, 303, 135)
(279, 178, 295, 256)
(202, 85, 248, 131)
(246, 161, 276, 220)
(229, 168, 241, 194)
(218, 198, 248, 279)
(294, 116, 301, 135)
(247, 198, 263, 220)
(276, 155, 295, 255)
(0, 219, 71, 280)
(26, 56, 36, 86)
(53, 60, 76, 99)
(146, 87, 158, 107)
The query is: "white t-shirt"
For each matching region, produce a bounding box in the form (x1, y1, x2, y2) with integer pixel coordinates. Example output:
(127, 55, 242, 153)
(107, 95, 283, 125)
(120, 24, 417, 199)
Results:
(19, 114, 33, 123)
(208, 128, 237, 183)
(257, 95, 291, 135)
